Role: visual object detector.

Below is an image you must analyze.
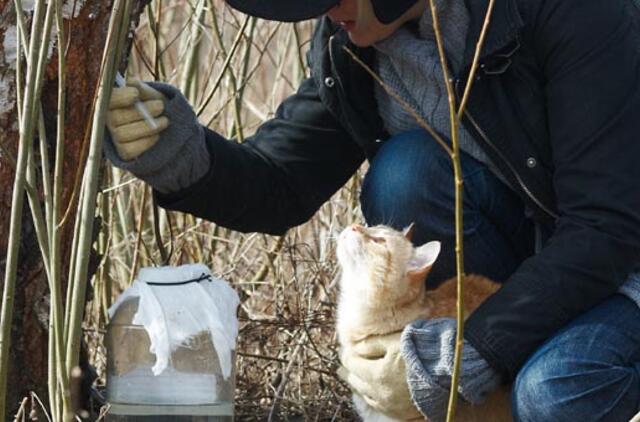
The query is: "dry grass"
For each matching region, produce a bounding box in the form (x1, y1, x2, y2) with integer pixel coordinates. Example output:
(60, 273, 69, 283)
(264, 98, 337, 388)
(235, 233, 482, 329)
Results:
(84, 1, 364, 419)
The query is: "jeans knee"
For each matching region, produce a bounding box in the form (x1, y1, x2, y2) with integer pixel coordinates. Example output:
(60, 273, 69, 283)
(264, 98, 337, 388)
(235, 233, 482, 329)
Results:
(512, 361, 551, 422)
(360, 129, 450, 230)
(513, 354, 640, 422)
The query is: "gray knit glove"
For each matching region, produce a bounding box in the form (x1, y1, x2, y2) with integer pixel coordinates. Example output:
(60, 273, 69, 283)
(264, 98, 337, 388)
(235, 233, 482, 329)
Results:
(104, 82, 210, 194)
(400, 318, 501, 422)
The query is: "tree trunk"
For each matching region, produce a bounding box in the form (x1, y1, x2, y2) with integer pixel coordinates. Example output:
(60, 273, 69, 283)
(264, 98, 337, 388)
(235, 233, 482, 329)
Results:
(0, 0, 148, 416)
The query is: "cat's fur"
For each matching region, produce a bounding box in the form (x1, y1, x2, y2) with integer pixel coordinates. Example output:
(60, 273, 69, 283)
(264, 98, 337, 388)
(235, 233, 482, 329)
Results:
(336, 224, 511, 422)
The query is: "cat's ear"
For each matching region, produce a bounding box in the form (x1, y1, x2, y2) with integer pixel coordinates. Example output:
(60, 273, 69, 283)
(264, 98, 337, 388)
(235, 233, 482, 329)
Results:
(406, 241, 441, 283)
(402, 223, 416, 241)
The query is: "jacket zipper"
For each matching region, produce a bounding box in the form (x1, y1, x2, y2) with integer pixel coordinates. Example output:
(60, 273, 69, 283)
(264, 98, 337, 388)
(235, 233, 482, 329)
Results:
(463, 108, 559, 220)
(328, 35, 365, 144)
(328, 36, 347, 94)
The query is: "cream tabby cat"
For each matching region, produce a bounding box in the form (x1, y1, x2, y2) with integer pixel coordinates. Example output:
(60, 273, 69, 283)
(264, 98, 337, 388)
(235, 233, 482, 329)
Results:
(336, 223, 511, 422)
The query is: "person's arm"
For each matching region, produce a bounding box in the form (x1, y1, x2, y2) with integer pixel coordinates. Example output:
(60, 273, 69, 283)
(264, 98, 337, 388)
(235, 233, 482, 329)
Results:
(106, 76, 365, 235)
(464, 0, 640, 378)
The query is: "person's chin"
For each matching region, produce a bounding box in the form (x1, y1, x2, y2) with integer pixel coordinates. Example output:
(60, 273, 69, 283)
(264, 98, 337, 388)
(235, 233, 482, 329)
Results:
(347, 32, 375, 48)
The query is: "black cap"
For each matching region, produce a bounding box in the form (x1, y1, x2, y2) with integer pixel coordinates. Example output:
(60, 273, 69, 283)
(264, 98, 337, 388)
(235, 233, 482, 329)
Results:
(225, 0, 418, 25)
(225, 0, 338, 22)
(371, 0, 419, 24)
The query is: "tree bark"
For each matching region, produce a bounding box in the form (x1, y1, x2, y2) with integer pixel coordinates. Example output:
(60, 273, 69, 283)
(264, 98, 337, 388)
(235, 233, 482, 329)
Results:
(0, 0, 148, 416)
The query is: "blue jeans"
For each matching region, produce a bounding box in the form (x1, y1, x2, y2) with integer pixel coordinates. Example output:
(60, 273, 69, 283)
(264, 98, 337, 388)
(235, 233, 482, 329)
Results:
(360, 129, 640, 421)
(361, 128, 534, 286)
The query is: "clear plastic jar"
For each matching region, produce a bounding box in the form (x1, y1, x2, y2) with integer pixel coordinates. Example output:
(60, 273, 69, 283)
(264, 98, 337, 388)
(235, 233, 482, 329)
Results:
(105, 266, 237, 421)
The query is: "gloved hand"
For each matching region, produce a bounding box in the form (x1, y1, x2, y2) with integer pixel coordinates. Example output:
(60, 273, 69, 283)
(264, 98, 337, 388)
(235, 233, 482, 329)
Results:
(106, 79, 169, 160)
(338, 332, 423, 420)
(401, 318, 502, 422)
(103, 81, 210, 194)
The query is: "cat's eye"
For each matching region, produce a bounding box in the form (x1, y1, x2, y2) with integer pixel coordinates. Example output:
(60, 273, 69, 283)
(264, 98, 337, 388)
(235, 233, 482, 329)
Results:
(369, 236, 386, 244)
(351, 224, 387, 244)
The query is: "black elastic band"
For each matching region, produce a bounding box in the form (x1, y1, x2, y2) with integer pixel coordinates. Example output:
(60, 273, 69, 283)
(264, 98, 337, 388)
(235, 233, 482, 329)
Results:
(145, 273, 212, 286)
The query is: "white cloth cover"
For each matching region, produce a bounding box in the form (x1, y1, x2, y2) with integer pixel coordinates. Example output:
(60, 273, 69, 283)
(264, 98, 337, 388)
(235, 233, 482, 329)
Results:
(109, 264, 240, 378)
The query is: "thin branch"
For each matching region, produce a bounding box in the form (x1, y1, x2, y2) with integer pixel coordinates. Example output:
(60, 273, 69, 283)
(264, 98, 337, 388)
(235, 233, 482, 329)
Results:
(128, 185, 148, 284)
(428, 0, 466, 419)
(50, 0, 73, 417)
(196, 14, 250, 116)
(457, 0, 495, 119)
(64, 3, 133, 417)
(428, 0, 496, 420)
(0, 0, 49, 416)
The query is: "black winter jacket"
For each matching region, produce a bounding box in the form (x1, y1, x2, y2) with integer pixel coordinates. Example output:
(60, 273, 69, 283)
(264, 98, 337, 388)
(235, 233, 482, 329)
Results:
(158, 0, 640, 378)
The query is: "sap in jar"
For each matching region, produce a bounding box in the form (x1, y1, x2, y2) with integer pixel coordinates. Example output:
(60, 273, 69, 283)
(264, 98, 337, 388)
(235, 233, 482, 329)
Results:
(106, 264, 239, 421)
